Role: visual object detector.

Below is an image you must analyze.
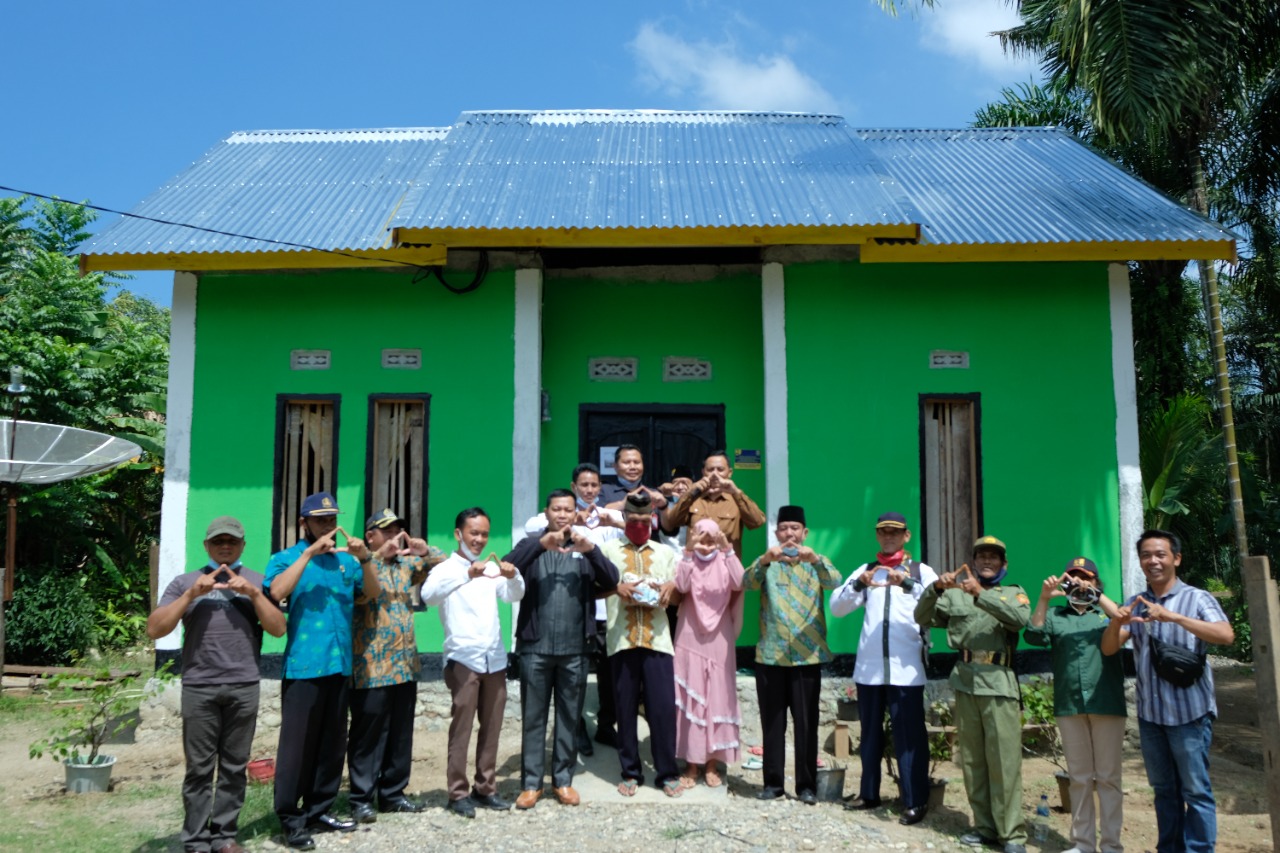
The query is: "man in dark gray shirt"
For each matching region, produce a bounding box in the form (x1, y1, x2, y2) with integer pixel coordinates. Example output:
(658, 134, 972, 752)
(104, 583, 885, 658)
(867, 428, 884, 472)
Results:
(147, 516, 286, 853)
(505, 489, 619, 810)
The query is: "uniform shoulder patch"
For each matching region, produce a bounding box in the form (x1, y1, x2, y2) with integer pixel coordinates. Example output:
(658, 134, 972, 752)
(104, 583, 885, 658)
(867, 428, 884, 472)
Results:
(1016, 593, 1030, 605)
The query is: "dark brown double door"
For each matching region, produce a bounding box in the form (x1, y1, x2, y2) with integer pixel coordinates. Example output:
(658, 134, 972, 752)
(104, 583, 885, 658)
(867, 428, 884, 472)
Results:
(579, 403, 725, 489)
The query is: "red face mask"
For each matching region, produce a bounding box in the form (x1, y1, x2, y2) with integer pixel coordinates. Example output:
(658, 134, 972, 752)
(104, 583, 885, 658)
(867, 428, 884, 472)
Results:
(624, 519, 652, 546)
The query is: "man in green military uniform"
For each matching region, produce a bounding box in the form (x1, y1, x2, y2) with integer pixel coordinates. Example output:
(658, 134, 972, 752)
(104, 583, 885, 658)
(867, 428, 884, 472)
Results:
(915, 535, 1030, 853)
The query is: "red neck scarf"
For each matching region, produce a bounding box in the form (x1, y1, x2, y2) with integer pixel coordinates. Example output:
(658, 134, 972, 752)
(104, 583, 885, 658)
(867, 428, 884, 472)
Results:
(876, 549, 906, 568)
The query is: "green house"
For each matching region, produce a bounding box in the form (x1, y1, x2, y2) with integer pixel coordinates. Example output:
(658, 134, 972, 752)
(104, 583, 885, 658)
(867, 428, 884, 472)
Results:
(80, 111, 1236, 660)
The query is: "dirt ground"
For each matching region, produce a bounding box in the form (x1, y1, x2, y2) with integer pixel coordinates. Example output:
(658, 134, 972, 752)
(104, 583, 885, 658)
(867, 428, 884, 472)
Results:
(0, 660, 1273, 852)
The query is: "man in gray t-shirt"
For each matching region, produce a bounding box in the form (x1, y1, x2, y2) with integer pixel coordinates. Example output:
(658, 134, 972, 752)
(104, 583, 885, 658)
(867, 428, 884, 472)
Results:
(147, 516, 285, 853)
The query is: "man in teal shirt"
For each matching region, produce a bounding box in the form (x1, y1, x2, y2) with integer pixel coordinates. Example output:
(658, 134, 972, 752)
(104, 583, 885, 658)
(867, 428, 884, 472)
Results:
(1025, 557, 1125, 853)
(265, 492, 379, 851)
(744, 504, 841, 804)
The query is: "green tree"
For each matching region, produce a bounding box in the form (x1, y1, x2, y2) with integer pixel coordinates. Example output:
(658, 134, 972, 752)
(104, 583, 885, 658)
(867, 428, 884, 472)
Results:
(0, 196, 168, 654)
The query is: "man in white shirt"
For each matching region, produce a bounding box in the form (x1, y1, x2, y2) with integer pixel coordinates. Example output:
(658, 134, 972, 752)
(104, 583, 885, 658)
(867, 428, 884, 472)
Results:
(830, 511, 938, 826)
(421, 507, 525, 819)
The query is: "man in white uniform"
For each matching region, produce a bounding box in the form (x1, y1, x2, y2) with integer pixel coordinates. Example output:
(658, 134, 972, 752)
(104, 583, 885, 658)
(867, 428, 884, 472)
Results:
(830, 511, 938, 825)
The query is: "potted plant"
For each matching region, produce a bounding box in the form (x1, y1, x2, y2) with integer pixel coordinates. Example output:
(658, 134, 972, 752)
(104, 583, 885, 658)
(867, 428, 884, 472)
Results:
(1020, 676, 1070, 810)
(836, 684, 859, 721)
(926, 698, 955, 809)
(28, 664, 171, 793)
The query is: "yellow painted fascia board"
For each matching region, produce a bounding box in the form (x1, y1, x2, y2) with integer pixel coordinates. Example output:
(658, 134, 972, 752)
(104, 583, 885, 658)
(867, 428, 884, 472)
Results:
(861, 239, 1238, 264)
(79, 246, 448, 273)
(392, 223, 920, 248)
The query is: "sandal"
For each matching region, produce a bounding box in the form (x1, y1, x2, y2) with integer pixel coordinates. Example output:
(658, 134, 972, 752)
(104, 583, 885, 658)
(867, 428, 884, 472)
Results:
(679, 764, 699, 789)
(704, 761, 724, 788)
(742, 756, 763, 770)
(662, 778, 684, 798)
(617, 778, 638, 797)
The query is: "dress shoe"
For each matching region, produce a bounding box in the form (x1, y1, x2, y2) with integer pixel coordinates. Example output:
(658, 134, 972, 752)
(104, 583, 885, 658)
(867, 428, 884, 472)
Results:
(283, 829, 316, 850)
(379, 796, 424, 814)
(959, 831, 999, 847)
(844, 796, 882, 811)
(594, 727, 618, 748)
(471, 791, 512, 811)
(447, 797, 476, 819)
(553, 785, 580, 806)
(755, 786, 785, 800)
(796, 789, 817, 805)
(308, 813, 357, 833)
(899, 805, 928, 825)
(351, 802, 378, 824)
(213, 843, 247, 853)
(515, 788, 543, 810)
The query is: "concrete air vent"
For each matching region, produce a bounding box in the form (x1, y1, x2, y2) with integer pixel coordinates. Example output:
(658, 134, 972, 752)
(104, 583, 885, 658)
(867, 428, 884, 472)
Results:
(382, 349, 422, 369)
(663, 357, 713, 382)
(929, 350, 970, 369)
(588, 357, 638, 382)
(290, 350, 332, 370)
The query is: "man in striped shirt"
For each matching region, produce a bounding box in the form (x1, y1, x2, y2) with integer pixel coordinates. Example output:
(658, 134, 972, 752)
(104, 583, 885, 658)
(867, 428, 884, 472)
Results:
(1102, 529, 1234, 853)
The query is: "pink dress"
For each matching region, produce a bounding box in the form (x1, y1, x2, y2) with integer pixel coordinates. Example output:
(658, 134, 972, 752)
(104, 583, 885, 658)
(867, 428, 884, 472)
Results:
(673, 549, 745, 765)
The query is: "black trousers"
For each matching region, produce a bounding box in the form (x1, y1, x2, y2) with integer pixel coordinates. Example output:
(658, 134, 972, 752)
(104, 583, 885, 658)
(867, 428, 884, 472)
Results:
(520, 652, 588, 789)
(274, 674, 349, 832)
(180, 681, 259, 852)
(856, 683, 929, 808)
(347, 681, 417, 807)
(755, 663, 821, 796)
(611, 648, 678, 787)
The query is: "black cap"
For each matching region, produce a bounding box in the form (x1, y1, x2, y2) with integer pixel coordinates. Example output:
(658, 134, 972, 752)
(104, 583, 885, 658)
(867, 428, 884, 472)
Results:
(876, 512, 907, 530)
(623, 491, 653, 514)
(777, 505, 806, 526)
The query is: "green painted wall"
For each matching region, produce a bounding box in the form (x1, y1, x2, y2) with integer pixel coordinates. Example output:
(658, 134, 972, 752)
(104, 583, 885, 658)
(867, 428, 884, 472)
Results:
(784, 261, 1121, 653)
(181, 260, 1125, 659)
(184, 269, 519, 652)
(539, 272, 770, 642)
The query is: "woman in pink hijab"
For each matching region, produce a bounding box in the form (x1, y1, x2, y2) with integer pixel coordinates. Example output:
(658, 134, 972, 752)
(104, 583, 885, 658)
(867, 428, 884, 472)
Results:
(673, 518, 745, 787)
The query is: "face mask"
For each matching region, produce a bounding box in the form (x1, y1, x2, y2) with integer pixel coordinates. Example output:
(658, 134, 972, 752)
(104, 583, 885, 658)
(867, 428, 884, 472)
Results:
(206, 559, 242, 571)
(693, 548, 717, 562)
(1069, 587, 1100, 607)
(781, 546, 800, 558)
(624, 520, 651, 546)
(978, 566, 1007, 587)
(616, 474, 641, 490)
(458, 542, 482, 562)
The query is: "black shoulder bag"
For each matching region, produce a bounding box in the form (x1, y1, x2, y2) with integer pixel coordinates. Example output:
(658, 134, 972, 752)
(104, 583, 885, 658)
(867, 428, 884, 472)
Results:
(1151, 634, 1206, 688)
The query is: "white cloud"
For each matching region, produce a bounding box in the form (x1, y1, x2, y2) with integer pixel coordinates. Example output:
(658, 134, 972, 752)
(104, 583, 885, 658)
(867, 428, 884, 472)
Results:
(919, 0, 1038, 77)
(629, 22, 840, 113)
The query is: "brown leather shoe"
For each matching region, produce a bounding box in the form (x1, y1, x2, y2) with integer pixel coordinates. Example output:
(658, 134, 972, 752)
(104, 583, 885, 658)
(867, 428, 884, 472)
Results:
(515, 788, 543, 810)
(553, 786, 580, 806)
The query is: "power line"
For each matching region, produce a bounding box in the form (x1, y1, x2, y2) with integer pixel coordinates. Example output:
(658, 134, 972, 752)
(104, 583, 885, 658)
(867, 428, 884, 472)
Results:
(0, 184, 433, 272)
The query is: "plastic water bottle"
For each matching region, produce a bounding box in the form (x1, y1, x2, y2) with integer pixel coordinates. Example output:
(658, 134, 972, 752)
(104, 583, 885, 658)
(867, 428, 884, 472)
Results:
(1033, 794, 1051, 841)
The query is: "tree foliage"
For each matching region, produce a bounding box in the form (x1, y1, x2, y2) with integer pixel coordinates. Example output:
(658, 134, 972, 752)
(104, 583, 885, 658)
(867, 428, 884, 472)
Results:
(0, 196, 168, 655)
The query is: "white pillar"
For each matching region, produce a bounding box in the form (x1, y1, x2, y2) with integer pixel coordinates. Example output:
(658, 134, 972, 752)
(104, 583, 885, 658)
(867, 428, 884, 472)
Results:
(761, 262, 789, 543)
(1109, 263, 1144, 600)
(512, 268, 543, 543)
(156, 272, 198, 650)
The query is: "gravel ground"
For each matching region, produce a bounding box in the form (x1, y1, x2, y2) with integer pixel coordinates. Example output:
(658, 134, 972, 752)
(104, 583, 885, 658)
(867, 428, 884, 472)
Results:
(261, 796, 966, 853)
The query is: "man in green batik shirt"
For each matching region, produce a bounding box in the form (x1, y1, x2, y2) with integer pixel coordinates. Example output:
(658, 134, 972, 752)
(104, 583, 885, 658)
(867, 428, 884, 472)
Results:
(915, 535, 1031, 853)
(743, 504, 841, 805)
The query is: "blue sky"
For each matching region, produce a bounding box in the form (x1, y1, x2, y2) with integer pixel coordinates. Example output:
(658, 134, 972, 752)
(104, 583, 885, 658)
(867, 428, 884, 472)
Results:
(3, 0, 1039, 306)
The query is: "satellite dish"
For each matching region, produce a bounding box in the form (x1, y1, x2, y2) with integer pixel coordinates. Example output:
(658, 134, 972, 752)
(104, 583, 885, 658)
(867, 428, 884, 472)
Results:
(0, 420, 142, 484)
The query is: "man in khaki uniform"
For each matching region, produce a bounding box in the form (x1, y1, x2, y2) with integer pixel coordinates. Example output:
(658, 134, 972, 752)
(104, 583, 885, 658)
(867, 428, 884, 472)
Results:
(915, 535, 1030, 853)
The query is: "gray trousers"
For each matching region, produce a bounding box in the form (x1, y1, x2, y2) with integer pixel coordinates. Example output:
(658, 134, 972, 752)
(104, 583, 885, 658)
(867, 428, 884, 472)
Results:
(180, 681, 260, 852)
(519, 652, 588, 790)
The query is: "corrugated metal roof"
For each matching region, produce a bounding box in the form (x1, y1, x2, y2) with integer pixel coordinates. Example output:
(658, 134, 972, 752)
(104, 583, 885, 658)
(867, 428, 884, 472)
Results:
(855, 127, 1229, 246)
(392, 110, 915, 232)
(81, 112, 1235, 260)
(80, 128, 448, 256)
